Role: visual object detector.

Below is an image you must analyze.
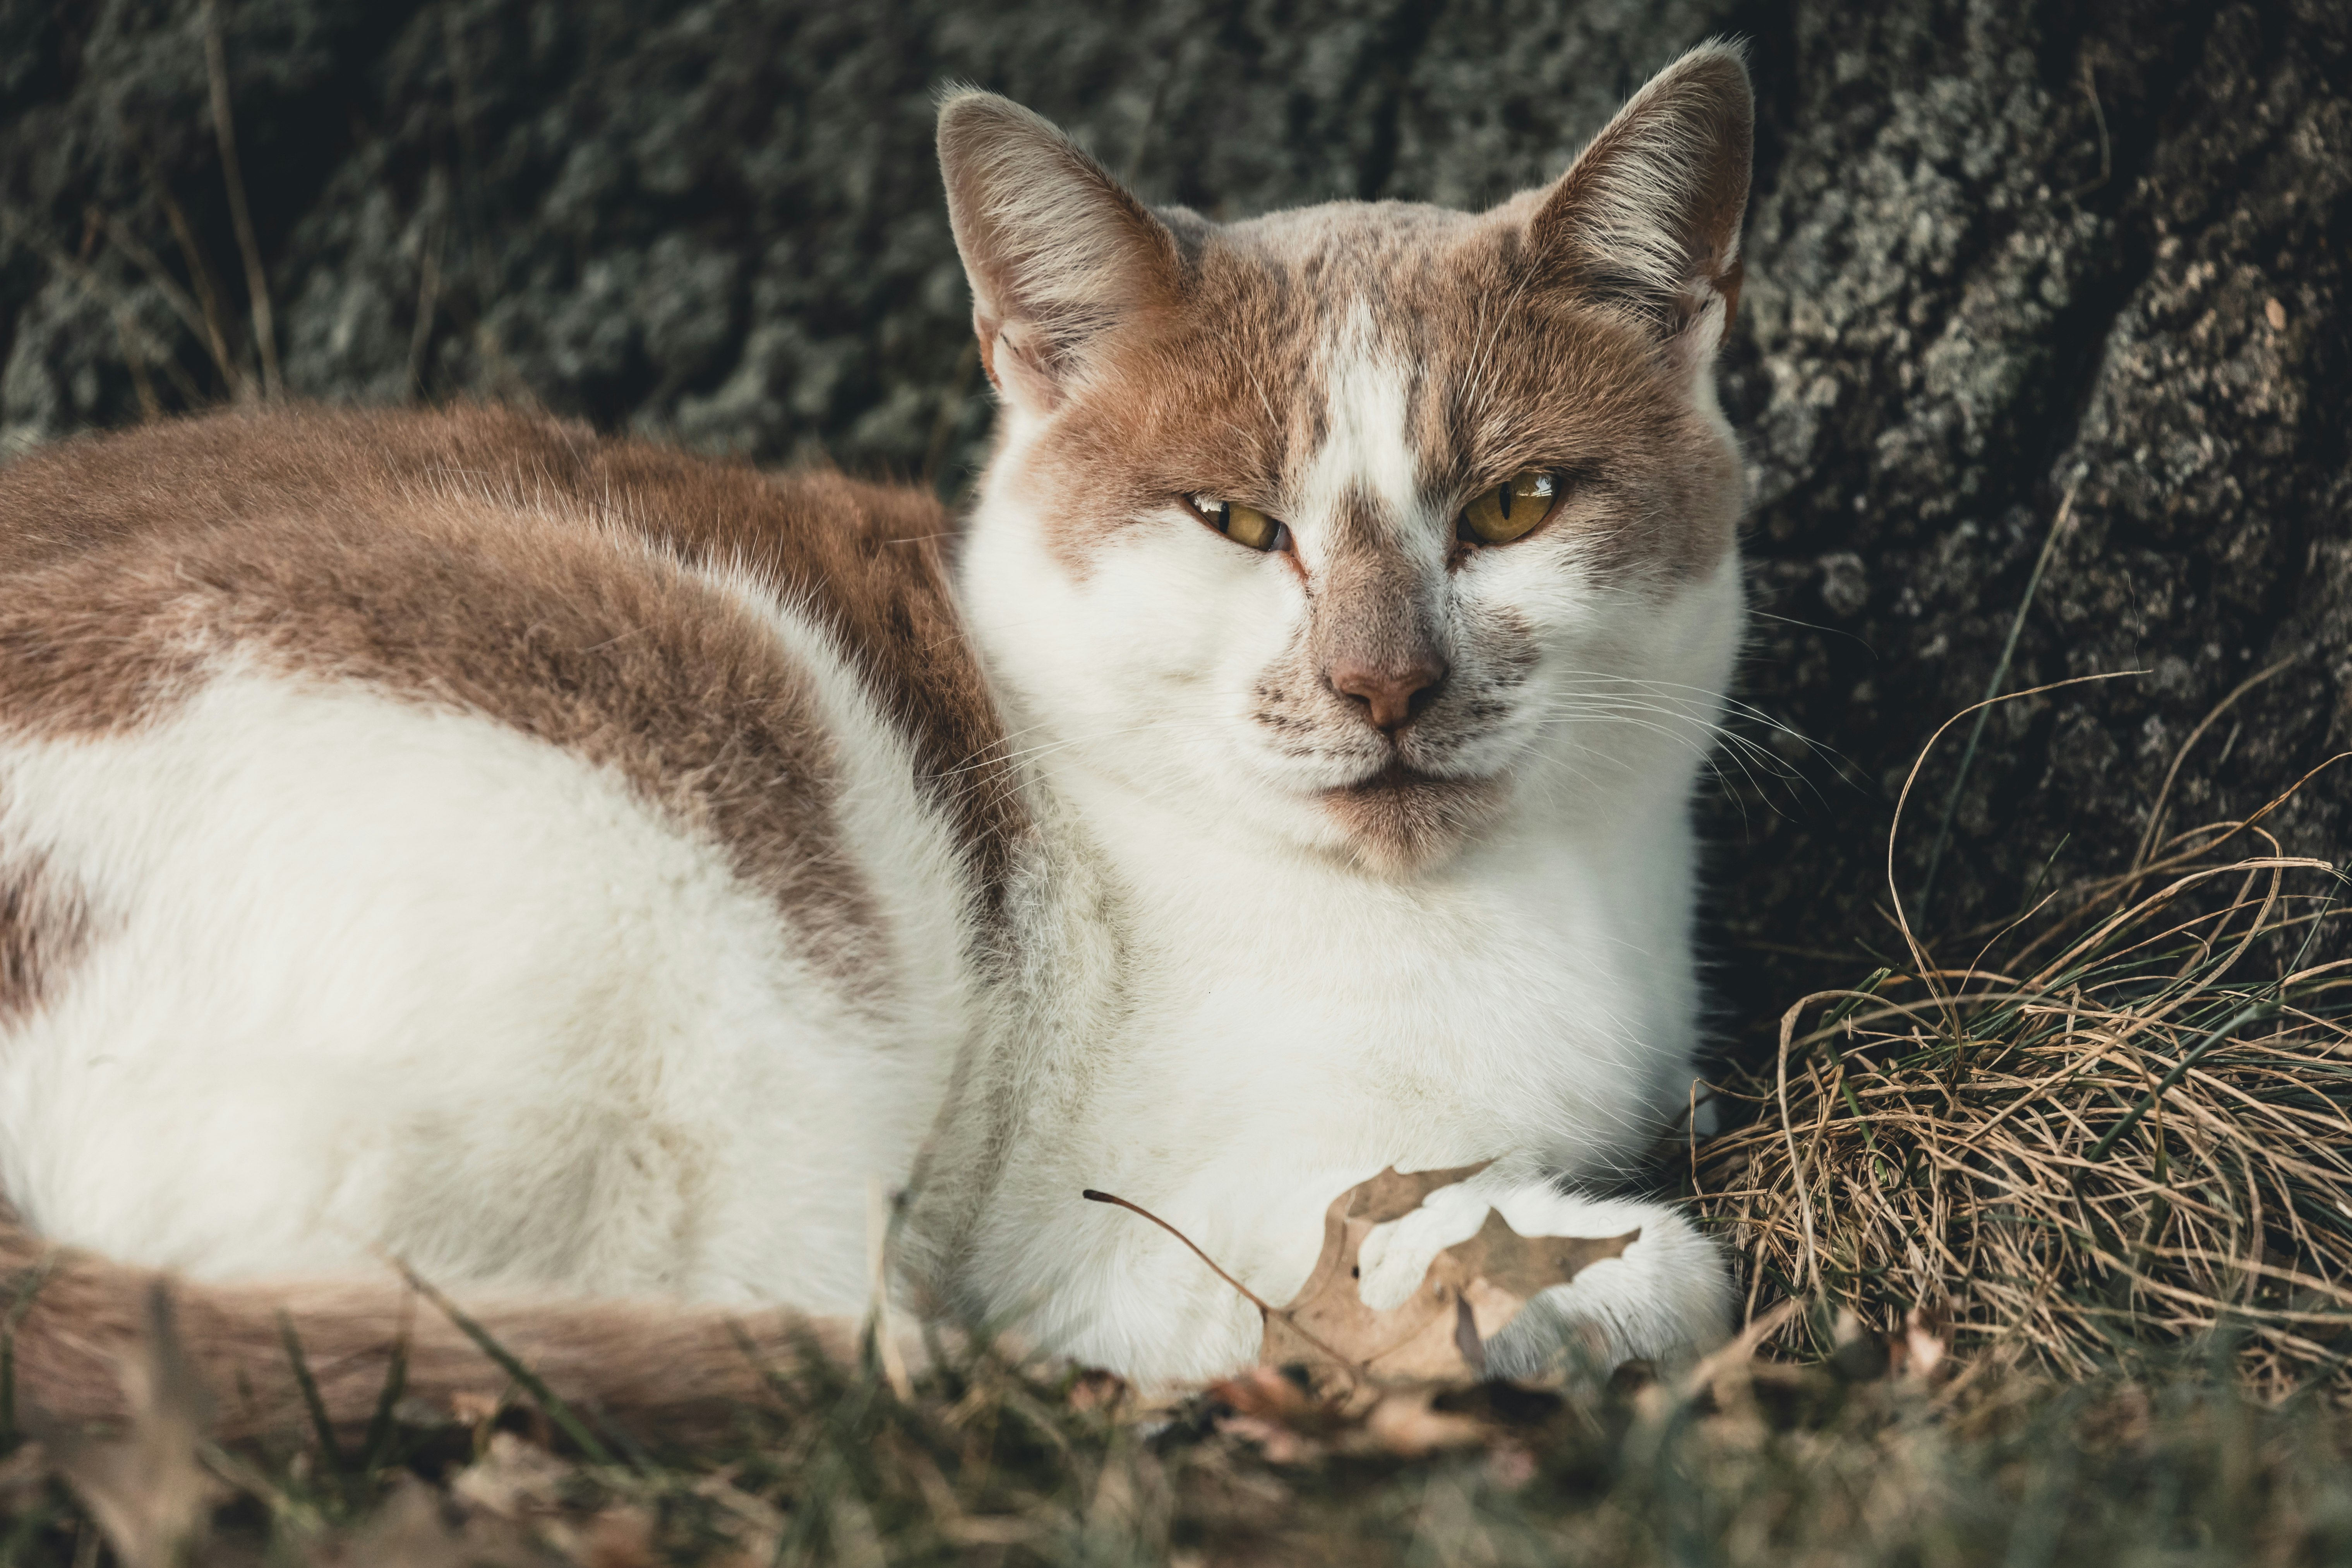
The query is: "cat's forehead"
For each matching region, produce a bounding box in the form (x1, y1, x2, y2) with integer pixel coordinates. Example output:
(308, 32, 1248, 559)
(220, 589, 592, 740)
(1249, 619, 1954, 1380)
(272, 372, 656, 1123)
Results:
(1025, 197, 1729, 582)
(1099, 200, 1670, 496)
(1214, 200, 1488, 268)
(1179, 200, 1509, 357)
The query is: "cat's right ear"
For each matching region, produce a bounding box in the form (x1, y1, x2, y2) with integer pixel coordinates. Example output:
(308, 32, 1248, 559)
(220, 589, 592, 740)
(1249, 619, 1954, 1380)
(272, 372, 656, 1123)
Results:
(1524, 41, 1754, 377)
(936, 91, 1181, 414)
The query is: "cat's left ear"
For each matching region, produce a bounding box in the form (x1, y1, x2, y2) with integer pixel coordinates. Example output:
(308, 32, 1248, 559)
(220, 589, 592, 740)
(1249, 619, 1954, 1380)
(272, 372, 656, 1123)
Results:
(1526, 41, 1754, 375)
(937, 90, 1181, 415)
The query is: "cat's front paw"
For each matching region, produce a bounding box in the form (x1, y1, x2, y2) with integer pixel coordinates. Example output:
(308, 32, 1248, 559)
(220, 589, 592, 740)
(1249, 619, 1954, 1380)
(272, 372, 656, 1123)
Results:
(1480, 1189, 1731, 1377)
(1356, 1180, 1731, 1376)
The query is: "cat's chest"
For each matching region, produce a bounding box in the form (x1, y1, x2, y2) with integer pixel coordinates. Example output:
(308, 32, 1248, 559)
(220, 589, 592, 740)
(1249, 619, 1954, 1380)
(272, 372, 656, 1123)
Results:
(1061, 824, 1689, 1162)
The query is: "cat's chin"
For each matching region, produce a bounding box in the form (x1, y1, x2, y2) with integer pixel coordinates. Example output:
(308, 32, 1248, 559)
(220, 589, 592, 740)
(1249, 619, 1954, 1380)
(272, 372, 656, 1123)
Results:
(1318, 762, 1508, 874)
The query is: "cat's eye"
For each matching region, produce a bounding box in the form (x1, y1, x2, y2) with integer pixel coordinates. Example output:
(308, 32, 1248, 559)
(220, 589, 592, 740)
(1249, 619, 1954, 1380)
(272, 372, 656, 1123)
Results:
(1458, 470, 1560, 545)
(1189, 495, 1291, 553)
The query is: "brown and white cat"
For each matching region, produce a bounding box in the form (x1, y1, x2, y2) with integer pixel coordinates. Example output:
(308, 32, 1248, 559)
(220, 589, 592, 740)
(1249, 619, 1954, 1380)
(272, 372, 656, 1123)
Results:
(0, 42, 1752, 1417)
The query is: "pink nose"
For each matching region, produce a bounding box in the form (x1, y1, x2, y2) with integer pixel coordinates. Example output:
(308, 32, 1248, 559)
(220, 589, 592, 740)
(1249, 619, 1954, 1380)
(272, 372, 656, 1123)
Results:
(1329, 656, 1447, 732)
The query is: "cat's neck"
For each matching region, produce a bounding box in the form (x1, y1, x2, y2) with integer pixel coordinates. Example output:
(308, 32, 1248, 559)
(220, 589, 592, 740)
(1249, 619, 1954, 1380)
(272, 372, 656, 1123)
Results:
(962, 706, 1708, 1182)
(1002, 729, 1694, 950)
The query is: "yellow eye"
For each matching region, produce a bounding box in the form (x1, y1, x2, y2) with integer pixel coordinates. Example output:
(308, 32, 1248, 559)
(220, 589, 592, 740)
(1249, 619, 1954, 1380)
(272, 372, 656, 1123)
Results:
(1458, 470, 1559, 545)
(1190, 495, 1291, 552)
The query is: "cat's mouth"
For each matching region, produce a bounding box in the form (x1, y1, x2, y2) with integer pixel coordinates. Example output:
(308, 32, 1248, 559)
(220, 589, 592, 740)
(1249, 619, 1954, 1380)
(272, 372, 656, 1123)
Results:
(1318, 758, 1508, 869)
(1327, 758, 1461, 797)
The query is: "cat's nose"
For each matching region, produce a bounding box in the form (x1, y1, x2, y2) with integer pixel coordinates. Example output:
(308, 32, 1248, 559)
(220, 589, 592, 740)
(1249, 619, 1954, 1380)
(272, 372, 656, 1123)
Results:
(1329, 655, 1447, 732)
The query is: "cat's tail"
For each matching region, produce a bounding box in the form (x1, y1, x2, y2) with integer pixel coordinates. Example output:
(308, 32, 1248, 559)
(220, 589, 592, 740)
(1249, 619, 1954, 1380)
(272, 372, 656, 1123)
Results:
(0, 1205, 869, 1446)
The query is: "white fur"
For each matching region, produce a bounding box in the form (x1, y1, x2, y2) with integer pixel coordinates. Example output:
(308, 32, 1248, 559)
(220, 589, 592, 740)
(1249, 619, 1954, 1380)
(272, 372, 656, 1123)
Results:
(0, 589, 975, 1315)
(939, 283, 1745, 1379)
(1, 51, 1751, 1389)
(1296, 303, 1428, 560)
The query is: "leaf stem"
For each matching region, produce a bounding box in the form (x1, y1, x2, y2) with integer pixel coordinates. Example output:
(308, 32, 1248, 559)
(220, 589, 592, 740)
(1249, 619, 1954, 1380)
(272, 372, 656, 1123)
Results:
(1082, 1190, 1274, 1313)
(1082, 1189, 1365, 1374)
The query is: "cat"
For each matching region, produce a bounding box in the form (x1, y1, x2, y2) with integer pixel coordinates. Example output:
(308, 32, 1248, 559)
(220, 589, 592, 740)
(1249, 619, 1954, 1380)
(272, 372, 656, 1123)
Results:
(0, 40, 1752, 1425)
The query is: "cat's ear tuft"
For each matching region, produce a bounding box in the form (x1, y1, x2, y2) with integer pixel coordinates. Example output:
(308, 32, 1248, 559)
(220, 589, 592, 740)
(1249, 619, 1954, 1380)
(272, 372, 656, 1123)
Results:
(1526, 41, 1753, 370)
(936, 90, 1180, 413)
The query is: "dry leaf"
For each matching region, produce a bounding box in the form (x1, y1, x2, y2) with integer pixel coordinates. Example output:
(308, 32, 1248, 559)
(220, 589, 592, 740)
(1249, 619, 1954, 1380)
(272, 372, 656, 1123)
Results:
(690, 1472, 786, 1566)
(449, 1388, 506, 1427)
(1826, 1300, 1954, 1384)
(576, 1507, 658, 1568)
(1101, 1165, 1636, 1460)
(1358, 1387, 1489, 1455)
(450, 1430, 574, 1520)
(1209, 1369, 1512, 1461)
(43, 1284, 225, 1568)
(1263, 1165, 1636, 1386)
(1896, 1301, 1953, 1382)
(321, 1474, 475, 1567)
(447, 1431, 658, 1565)
(1205, 1368, 1338, 1464)
(1066, 1368, 1130, 1414)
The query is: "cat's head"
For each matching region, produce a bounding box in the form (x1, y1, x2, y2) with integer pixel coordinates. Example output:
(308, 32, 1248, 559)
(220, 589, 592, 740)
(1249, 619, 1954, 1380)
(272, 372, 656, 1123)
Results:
(941, 45, 1752, 872)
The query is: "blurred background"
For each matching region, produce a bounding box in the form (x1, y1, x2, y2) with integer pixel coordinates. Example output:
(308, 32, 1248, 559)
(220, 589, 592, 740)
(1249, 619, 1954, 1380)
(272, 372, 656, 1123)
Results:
(1, 0, 2344, 1065)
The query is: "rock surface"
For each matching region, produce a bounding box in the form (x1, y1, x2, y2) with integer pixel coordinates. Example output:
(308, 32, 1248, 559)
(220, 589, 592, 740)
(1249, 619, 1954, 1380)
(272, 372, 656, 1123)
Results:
(3, 0, 2345, 1056)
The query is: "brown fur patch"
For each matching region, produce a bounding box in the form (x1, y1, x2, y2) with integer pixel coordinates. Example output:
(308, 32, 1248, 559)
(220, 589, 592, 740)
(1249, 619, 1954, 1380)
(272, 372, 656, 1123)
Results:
(0, 844, 93, 1028)
(989, 202, 1738, 871)
(999, 197, 1741, 589)
(0, 1212, 873, 1446)
(0, 410, 1005, 1443)
(0, 408, 1023, 951)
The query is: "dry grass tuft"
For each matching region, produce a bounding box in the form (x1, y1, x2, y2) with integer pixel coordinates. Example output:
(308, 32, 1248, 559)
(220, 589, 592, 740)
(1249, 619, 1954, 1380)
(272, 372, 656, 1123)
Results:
(1692, 746, 2352, 1397)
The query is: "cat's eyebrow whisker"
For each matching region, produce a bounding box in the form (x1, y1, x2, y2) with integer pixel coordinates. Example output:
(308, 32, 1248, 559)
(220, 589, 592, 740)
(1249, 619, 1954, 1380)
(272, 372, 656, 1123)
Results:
(1237, 359, 1283, 451)
(1459, 266, 1541, 435)
(1455, 288, 1503, 444)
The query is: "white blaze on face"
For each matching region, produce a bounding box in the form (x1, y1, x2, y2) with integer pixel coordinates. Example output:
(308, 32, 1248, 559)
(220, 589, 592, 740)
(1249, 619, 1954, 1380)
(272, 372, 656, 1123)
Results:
(1294, 302, 1428, 570)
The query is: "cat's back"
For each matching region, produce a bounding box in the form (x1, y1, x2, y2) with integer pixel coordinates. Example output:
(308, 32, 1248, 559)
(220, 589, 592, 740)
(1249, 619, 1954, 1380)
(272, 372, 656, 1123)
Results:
(0, 406, 1009, 1306)
(0, 405, 1011, 853)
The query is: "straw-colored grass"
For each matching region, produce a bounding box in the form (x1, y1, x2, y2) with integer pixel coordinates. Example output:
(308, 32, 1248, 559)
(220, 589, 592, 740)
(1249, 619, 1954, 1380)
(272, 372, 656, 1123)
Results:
(1691, 728, 2352, 1397)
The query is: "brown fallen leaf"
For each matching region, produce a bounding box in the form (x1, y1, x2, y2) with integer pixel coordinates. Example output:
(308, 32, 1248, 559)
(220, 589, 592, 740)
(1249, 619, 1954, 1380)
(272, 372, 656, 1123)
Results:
(321, 1474, 475, 1567)
(1203, 1367, 1346, 1464)
(1896, 1301, 1954, 1383)
(1263, 1165, 1636, 1386)
(1089, 1164, 1636, 1397)
(449, 1429, 574, 1520)
(1359, 1386, 1490, 1456)
(451, 1431, 661, 1566)
(1826, 1299, 1956, 1385)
